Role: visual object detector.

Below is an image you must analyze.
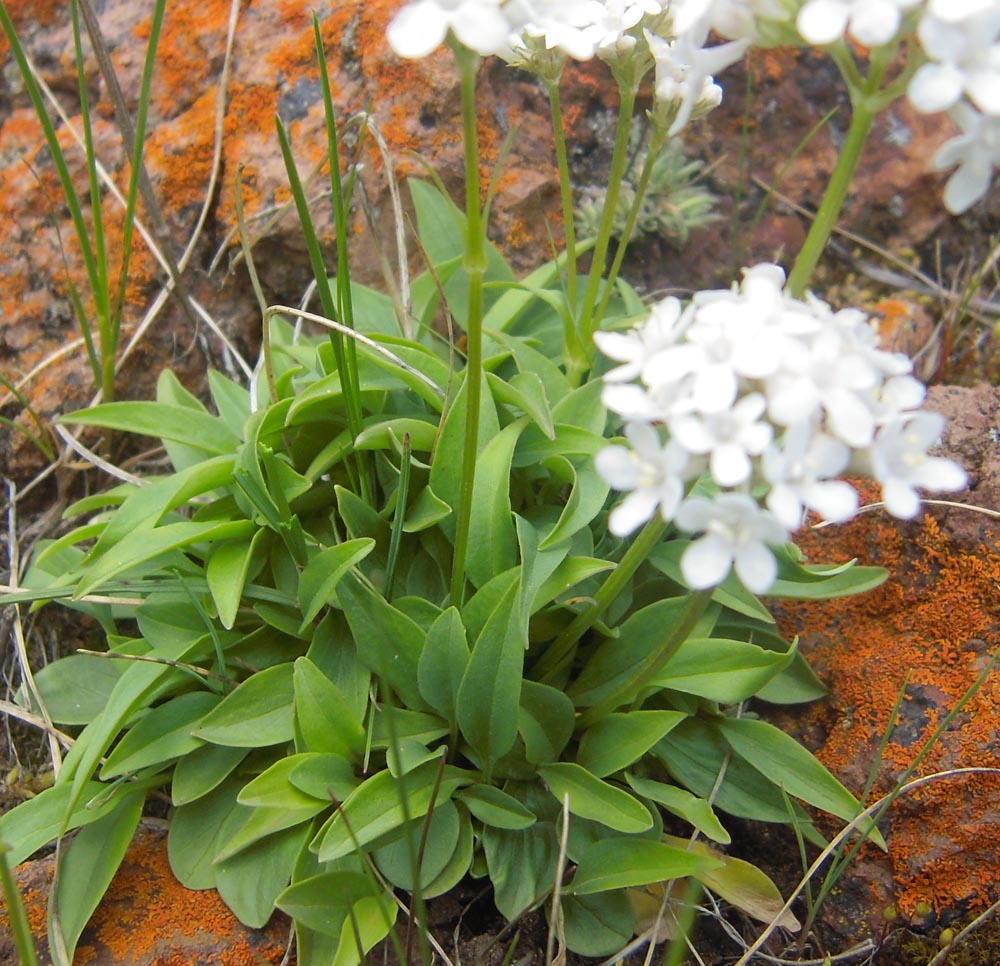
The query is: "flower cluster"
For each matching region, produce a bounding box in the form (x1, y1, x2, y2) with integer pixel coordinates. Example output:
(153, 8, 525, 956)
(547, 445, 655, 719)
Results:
(386, 0, 758, 134)
(793, 0, 1000, 213)
(595, 264, 967, 593)
(908, 1, 1000, 213)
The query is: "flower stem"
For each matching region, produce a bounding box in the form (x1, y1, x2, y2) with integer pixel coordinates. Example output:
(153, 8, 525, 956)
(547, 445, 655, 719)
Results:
(547, 79, 588, 380)
(786, 45, 892, 298)
(576, 587, 714, 727)
(576, 76, 640, 357)
(449, 42, 487, 607)
(593, 127, 669, 326)
(535, 515, 668, 683)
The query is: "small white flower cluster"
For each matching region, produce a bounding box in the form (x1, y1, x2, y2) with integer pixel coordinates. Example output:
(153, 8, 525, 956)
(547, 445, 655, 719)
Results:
(794, 0, 1000, 214)
(386, 0, 764, 135)
(594, 264, 967, 593)
(908, 0, 1000, 214)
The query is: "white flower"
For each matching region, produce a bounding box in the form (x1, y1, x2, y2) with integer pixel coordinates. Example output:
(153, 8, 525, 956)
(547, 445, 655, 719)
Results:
(762, 422, 858, 528)
(644, 28, 747, 135)
(675, 493, 788, 593)
(387, 0, 513, 58)
(669, 392, 773, 487)
(507, 0, 601, 60)
(908, 12, 1000, 116)
(577, 0, 664, 57)
(595, 297, 687, 383)
(596, 422, 692, 535)
(933, 102, 1000, 213)
(868, 413, 967, 518)
(796, 0, 921, 47)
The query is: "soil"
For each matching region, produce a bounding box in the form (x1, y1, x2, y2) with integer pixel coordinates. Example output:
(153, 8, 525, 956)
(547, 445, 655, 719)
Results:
(2, 2, 1000, 964)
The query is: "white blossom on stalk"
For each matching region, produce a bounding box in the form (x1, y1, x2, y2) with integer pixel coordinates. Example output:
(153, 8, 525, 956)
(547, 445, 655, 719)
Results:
(762, 422, 858, 528)
(595, 296, 687, 383)
(932, 102, 1000, 213)
(595, 422, 692, 535)
(387, 0, 513, 58)
(867, 413, 968, 518)
(644, 28, 746, 134)
(675, 494, 789, 593)
(669, 392, 773, 487)
(796, 0, 921, 47)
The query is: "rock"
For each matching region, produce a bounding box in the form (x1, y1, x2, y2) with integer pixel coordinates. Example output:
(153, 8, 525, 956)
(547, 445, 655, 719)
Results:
(0, 826, 288, 965)
(769, 454, 1000, 949)
(924, 383, 1000, 551)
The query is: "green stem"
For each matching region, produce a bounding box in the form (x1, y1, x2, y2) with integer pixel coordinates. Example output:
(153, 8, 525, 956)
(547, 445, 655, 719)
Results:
(535, 515, 668, 683)
(593, 127, 669, 326)
(786, 45, 892, 298)
(449, 42, 487, 607)
(576, 587, 714, 728)
(546, 79, 587, 379)
(577, 77, 640, 357)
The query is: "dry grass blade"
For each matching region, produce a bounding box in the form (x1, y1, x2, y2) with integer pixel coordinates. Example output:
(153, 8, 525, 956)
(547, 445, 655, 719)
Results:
(53, 424, 145, 486)
(4, 480, 63, 776)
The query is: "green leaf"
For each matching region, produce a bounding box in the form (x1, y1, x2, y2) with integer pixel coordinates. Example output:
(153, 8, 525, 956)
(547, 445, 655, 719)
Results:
(538, 763, 653, 833)
(577, 711, 686, 778)
(517, 680, 575, 765)
(238, 754, 331, 807)
(214, 797, 328, 864)
(561, 892, 635, 957)
(168, 777, 244, 889)
(428, 372, 500, 540)
(482, 819, 559, 920)
(767, 548, 889, 599)
(331, 894, 397, 966)
(457, 580, 523, 769)
(172, 744, 248, 806)
(372, 798, 461, 890)
(288, 753, 358, 802)
(60, 401, 240, 454)
(717, 718, 884, 847)
(354, 416, 438, 453)
(51, 788, 144, 961)
(208, 369, 252, 439)
(568, 595, 697, 709)
(275, 871, 378, 936)
(0, 780, 135, 867)
(102, 691, 221, 778)
(551, 378, 606, 435)
(193, 662, 295, 747)
(486, 371, 554, 439)
(30, 654, 125, 725)
(422, 804, 474, 897)
(417, 607, 469, 724)
(215, 820, 310, 928)
(74, 519, 256, 598)
(538, 458, 610, 551)
(457, 784, 536, 830)
(315, 761, 469, 862)
(207, 533, 263, 630)
(297, 539, 375, 628)
(465, 419, 523, 589)
(655, 719, 823, 842)
(566, 837, 722, 895)
(336, 571, 425, 710)
(651, 638, 794, 703)
(625, 774, 730, 844)
(293, 657, 366, 757)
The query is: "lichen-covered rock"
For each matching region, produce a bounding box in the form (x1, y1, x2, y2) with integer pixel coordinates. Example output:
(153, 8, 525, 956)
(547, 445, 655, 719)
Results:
(770, 427, 1000, 947)
(0, 826, 288, 965)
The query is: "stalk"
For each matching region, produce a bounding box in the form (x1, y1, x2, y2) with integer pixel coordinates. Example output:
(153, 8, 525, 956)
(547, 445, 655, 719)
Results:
(535, 515, 668, 683)
(576, 75, 640, 355)
(449, 42, 487, 607)
(786, 43, 893, 298)
(546, 79, 588, 380)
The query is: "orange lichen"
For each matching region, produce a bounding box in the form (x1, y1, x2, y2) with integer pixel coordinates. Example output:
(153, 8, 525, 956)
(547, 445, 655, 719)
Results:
(778, 489, 1000, 917)
(0, 830, 288, 965)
